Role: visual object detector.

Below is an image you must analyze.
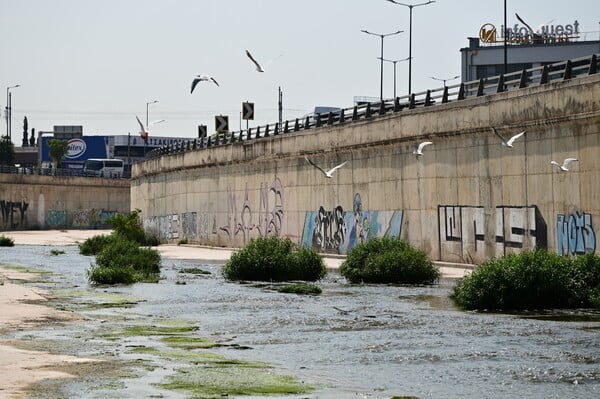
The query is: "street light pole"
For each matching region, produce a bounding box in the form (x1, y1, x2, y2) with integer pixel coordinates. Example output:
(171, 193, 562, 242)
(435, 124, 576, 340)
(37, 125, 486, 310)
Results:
(379, 57, 411, 98)
(430, 75, 460, 88)
(146, 100, 158, 127)
(6, 84, 20, 140)
(361, 29, 403, 101)
(386, 0, 435, 95)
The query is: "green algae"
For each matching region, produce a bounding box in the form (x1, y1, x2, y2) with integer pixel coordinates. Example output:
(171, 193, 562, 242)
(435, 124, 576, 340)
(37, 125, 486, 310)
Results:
(50, 289, 139, 311)
(179, 267, 211, 275)
(158, 363, 310, 398)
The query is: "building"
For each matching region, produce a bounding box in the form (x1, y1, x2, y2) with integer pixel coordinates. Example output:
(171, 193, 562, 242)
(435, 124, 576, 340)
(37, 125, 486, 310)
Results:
(38, 129, 190, 172)
(461, 19, 600, 81)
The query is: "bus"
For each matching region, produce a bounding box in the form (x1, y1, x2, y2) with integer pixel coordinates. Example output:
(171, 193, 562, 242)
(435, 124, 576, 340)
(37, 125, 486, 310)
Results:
(83, 158, 125, 177)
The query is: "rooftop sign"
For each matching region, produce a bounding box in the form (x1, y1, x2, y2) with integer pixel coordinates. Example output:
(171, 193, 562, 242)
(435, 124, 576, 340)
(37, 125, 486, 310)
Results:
(479, 20, 580, 45)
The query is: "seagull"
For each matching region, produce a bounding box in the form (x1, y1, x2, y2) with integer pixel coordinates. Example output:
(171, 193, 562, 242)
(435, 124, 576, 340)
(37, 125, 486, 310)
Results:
(190, 75, 219, 93)
(136, 116, 164, 140)
(245, 50, 264, 72)
(551, 158, 578, 171)
(492, 127, 525, 147)
(305, 156, 348, 178)
(412, 141, 433, 156)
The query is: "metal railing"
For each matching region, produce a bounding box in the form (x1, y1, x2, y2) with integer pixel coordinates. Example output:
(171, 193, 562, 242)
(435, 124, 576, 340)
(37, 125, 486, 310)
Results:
(0, 165, 131, 179)
(142, 53, 597, 159)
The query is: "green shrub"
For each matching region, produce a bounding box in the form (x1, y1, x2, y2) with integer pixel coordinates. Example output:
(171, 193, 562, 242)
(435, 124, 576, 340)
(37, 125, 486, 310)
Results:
(106, 209, 160, 246)
(451, 250, 600, 310)
(340, 237, 440, 284)
(50, 249, 65, 255)
(88, 239, 161, 285)
(79, 234, 119, 255)
(0, 236, 15, 247)
(222, 236, 326, 282)
(87, 264, 137, 285)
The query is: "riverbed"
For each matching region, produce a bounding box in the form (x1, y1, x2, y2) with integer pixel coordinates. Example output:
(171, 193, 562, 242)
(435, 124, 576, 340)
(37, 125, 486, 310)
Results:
(1, 243, 599, 398)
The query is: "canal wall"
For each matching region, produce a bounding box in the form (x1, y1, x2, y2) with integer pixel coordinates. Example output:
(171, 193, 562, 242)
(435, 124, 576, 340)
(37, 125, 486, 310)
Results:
(131, 73, 600, 264)
(0, 174, 130, 230)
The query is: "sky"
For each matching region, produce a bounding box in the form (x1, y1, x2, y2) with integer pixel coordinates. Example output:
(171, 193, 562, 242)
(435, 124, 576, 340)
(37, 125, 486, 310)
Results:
(1, 0, 598, 143)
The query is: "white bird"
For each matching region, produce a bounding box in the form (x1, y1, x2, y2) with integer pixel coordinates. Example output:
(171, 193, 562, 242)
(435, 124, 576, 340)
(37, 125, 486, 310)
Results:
(190, 75, 219, 93)
(551, 158, 579, 171)
(245, 50, 264, 72)
(136, 116, 164, 140)
(305, 157, 348, 178)
(412, 141, 433, 156)
(492, 127, 525, 147)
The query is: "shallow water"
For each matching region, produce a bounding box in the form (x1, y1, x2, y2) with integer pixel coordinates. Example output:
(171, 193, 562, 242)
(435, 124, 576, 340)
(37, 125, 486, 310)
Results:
(1, 244, 599, 399)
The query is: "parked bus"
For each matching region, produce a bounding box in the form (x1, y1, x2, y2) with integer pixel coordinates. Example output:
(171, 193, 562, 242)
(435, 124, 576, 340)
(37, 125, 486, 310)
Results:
(83, 158, 125, 177)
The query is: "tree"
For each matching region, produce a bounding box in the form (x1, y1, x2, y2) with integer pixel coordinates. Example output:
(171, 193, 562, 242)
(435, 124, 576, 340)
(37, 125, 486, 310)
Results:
(22, 116, 28, 147)
(47, 139, 69, 168)
(0, 135, 15, 166)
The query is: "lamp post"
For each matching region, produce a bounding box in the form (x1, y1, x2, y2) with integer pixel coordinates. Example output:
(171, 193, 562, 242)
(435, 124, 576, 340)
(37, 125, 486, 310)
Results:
(430, 75, 460, 87)
(379, 56, 411, 98)
(146, 100, 158, 127)
(361, 29, 404, 101)
(6, 84, 20, 140)
(386, 0, 435, 95)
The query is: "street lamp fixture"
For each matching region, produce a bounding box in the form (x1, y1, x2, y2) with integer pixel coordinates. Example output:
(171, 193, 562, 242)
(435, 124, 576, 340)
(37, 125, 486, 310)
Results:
(6, 84, 20, 140)
(146, 100, 158, 127)
(361, 29, 404, 101)
(386, 0, 436, 95)
(430, 75, 460, 87)
(379, 56, 411, 98)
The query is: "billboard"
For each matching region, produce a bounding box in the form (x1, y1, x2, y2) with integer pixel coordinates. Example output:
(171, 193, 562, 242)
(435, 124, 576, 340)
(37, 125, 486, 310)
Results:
(40, 136, 111, 168)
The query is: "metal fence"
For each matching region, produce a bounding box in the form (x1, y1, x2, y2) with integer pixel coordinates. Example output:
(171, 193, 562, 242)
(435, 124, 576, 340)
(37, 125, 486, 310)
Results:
(0, 165, 131, 179)
(146, 53, 598, 160)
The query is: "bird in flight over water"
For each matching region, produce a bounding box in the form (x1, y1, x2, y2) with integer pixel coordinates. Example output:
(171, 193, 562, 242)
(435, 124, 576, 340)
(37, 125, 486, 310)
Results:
(413, 141, 433, 156)
(551, 158, 578, 171)
(305, 157, 348, 178)
(191, 75, 219, 93)
(492, 127, 526, 147)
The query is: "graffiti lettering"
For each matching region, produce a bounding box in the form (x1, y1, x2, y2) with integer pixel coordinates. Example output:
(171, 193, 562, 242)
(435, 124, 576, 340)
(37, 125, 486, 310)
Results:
(438, 205, 547, 263)
(0, 200, 29, 229)
(302, 193, 403, 254)
(557, 211, 596, 256)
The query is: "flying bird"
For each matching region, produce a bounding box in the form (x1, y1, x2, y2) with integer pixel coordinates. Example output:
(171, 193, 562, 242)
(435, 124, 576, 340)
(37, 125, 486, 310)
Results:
(492, 127, 525, 147)
(246, 50, 265, 72)
(551, 158, 579, 171)
(136, 116, 164, 140)
(305, 156, 348, 178)
(190, 75, 219, 93)
(413, 141, 433, 156)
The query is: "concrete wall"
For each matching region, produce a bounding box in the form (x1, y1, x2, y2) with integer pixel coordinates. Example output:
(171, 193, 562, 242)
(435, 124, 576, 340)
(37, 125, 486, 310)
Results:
(0, 174, 130, 230)
(132, 74, 600, 264)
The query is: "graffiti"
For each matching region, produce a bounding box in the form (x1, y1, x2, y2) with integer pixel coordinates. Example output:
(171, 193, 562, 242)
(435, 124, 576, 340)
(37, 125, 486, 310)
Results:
(438, 205, 547, 262)
(47, 210, 67, 227)
(181, 212, 198, 238)
(257, 177, 284, 237)
(220, 185, 238, 239)
(0, 200, 29, 229)
(198, 212, 211, 239)
(557, 211, 596, 256)
(301, 193, 404, 254)
(72, 209, 91, 228)
(220, 177, 284, 243)
(310, 205, 346, 253)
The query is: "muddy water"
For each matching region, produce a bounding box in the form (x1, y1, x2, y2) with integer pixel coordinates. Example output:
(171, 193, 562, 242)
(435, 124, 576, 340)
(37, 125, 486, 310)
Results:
(1, 245, 599, 399)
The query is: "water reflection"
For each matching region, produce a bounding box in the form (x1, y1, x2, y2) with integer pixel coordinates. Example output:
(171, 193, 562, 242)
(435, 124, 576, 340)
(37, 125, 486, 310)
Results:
(1, 245, 599, 399)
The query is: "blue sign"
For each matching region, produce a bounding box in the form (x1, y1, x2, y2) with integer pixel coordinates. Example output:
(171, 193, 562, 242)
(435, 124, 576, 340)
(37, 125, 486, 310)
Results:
(40, 136, 110, 165)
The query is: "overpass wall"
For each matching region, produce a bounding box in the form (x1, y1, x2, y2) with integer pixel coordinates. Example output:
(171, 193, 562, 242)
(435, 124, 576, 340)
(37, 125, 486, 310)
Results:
(0, 174, 130, 230)
(132, 74, 600, 264)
